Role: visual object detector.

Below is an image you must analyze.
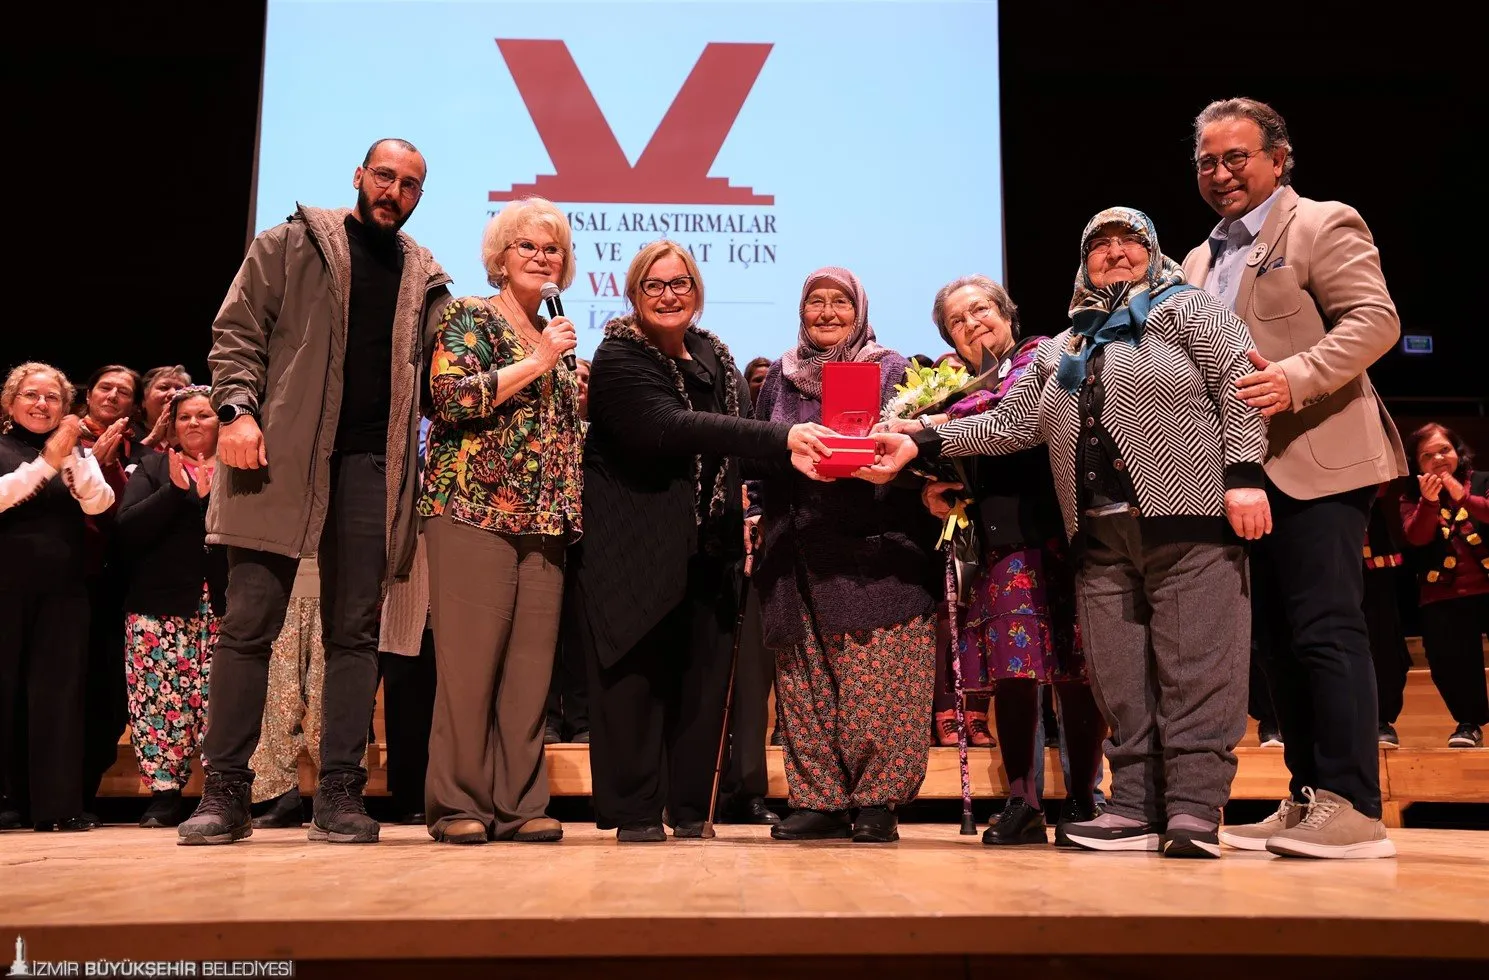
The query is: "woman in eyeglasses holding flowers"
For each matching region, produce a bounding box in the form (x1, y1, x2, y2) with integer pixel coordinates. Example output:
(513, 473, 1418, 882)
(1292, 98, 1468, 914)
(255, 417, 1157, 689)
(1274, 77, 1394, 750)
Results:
(881, 274, 1107, 848)
(575, 240, 836, 843)
(419, 196, 582, 845)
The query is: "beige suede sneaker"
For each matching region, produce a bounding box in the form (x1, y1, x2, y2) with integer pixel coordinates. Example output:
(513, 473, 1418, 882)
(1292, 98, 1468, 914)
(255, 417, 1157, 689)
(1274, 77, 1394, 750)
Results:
(1265, 788, 1397, 859)
(1218, 798, 1305, 851)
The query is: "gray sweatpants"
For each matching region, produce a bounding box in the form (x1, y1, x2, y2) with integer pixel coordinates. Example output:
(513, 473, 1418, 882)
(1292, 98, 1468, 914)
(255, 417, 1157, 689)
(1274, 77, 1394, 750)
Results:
(1076, 515, 1249, 825)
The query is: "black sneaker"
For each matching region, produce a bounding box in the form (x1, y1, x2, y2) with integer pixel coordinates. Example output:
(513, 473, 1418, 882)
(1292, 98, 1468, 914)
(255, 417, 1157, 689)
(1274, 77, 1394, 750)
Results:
(852, 806, 899, 843)
(1378, 722, 1400, 747)
(617, 821, 667, 843)
(0, 798, 21, 830)
(543, 720, 564, 745)
(252, 787, 304, 829)
(308, 773, 380, 844)
(570, 729, 591, 745)
(34, 816, 94, 832)
(140, 790, 184, 828)
(177, 772, 253, 845)
(1448, 724, 1483, 748)
(1056, 817, 1160, 852)
(770, 809, 852, 841)
(981, 798, 1047, 846)
(1258, 725, 1283, 748)
(1160, 827, 1221, 859)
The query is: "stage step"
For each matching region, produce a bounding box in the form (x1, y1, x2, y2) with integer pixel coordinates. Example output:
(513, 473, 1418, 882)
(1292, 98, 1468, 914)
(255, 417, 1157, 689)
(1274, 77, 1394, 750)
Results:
(98, 669, 1487, 825)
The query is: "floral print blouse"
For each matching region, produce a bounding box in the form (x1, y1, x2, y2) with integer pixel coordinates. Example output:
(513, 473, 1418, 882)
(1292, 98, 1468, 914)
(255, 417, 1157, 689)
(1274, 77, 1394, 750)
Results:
(418, 296, 583, 540)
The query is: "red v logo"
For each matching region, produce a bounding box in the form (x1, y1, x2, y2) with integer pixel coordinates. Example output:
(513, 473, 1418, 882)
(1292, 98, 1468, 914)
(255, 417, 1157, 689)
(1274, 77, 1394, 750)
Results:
(489, 39, 774, 205)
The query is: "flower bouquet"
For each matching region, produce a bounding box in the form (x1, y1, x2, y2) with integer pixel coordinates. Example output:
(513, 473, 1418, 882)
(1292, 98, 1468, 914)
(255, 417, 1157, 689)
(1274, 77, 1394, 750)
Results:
(880, 361, 986, 576)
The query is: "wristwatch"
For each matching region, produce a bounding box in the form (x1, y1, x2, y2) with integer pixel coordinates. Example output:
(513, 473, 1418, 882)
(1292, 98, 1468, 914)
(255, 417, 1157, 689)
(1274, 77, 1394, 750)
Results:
(217, 403, 257, 425)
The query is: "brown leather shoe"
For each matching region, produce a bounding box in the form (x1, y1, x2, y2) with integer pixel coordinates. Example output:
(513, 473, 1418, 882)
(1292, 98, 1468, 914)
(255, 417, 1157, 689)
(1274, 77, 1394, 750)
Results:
(437, 819, 488, 844)
(513, 817, 563, 842)
(966, 711, 996, 747)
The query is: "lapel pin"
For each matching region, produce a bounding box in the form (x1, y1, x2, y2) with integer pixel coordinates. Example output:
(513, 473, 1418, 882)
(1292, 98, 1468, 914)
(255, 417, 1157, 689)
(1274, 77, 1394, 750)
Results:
(1246, 242, 1269, 266)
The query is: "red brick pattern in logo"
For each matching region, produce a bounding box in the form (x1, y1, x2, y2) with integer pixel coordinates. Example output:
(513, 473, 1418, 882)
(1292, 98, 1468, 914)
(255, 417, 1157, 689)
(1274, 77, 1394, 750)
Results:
(489, 39, 774, 205)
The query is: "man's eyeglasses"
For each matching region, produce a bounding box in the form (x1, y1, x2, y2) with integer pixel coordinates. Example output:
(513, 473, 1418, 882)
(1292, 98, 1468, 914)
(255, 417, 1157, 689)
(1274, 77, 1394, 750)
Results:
(640, 276, 695, 297)
(363, 166, 423, 198)
(1084, 234, 1148, 257)
(1195, 147, 1265, 176)
(511, 240, 565, 260)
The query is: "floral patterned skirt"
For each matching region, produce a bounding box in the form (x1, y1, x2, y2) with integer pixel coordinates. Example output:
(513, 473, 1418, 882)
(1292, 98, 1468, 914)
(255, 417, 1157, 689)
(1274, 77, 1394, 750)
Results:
(124, 584, 217, 791)
(776, 613, 937, 809)
(952, 543, 1086, 691)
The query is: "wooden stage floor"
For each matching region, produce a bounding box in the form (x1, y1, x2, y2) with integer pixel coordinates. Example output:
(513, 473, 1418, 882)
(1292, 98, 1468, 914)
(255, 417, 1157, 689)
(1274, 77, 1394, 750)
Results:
(2, 823, 1486, 972)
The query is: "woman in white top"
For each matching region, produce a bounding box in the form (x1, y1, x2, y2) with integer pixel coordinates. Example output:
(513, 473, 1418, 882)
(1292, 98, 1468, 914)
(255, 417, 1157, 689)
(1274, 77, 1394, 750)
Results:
(0, 362, 120, 832)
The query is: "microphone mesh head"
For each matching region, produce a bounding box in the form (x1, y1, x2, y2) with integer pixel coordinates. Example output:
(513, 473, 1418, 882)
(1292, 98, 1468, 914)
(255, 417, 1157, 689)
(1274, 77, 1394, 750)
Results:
(539, 282, 560, 300)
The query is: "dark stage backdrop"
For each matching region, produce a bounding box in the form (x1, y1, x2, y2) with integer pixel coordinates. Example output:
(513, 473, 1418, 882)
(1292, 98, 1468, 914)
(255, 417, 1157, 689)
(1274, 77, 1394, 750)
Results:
(2, 3, 1474, 415)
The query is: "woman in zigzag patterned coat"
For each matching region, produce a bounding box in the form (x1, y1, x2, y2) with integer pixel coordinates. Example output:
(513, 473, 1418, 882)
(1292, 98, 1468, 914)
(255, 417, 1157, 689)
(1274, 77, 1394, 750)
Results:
(864, 207, 1269, 859)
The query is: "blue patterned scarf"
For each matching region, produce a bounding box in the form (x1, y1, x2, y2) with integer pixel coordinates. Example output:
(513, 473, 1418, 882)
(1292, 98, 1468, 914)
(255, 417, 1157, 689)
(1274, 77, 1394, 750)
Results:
(1056, 207, 1193, 393)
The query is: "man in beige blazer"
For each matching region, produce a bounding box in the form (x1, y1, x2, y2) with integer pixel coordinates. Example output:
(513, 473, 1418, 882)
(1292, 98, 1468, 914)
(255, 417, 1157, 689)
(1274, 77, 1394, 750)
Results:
(1183, 98, 1406, 860)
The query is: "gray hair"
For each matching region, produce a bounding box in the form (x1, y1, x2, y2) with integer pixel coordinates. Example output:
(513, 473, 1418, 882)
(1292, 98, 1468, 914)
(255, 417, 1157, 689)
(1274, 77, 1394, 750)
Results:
(1193, 97, 1294, 185)
(931, 275, 1020, 348)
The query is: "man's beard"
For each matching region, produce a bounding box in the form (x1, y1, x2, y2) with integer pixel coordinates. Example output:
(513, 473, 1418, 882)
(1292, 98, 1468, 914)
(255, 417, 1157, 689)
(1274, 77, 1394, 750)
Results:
(356, 186, 409, 235)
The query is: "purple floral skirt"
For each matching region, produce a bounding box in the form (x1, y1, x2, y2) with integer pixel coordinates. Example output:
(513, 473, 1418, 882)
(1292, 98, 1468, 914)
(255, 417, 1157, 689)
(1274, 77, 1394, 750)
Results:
(947, 542, 1086, 692)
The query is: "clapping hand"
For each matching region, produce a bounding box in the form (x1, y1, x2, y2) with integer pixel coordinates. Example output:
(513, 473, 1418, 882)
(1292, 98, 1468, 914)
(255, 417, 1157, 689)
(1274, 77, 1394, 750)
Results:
(90, 417, 130, 467)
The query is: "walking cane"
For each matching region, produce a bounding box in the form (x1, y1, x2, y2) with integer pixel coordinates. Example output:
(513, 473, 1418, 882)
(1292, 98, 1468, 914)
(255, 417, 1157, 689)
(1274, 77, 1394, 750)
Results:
(945, 544, 977, 835)
(703, 526, 760, 839)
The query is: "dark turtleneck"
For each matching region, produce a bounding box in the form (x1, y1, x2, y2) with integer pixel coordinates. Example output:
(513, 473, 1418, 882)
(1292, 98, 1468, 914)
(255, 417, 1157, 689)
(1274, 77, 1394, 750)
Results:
(338, 214, 404, 453)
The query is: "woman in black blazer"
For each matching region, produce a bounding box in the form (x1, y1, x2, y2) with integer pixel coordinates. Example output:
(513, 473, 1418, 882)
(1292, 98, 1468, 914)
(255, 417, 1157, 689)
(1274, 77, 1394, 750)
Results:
(116, 387, 228, 828)
(576, 240, 834, 842)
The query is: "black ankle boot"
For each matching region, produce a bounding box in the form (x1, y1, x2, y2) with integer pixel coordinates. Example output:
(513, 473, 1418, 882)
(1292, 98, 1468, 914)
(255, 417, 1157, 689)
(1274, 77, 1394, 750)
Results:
(981, 798, 1048, 845)
(140, 790, 184, 828)
(309, 773, 380, 844)
(770, 809, 852, 841)
(251, 787, 304, 829)
(177, 772, 253, 845)
(852, 806, 899, 843)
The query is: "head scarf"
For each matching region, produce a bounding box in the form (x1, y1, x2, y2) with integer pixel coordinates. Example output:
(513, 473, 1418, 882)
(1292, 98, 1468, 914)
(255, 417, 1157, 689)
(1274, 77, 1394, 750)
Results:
(780, 266, 890, 400)
(1055, 207, 1192, 393)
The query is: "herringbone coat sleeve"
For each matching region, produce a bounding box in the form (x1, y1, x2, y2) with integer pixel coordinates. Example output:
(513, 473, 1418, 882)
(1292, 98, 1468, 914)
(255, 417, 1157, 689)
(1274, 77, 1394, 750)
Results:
(1176, 292, 1268, 489)
(931, 342, 1049, 459)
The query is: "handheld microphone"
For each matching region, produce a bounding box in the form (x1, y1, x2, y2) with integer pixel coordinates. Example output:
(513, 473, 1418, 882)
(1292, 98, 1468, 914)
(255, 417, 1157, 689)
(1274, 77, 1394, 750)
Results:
(540, 281, 576, 372)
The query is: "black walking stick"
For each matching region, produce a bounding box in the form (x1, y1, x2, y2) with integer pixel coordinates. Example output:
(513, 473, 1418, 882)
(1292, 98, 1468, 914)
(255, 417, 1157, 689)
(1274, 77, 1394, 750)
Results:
(703, 524, 760, 839)
(945, 544, 977, 835)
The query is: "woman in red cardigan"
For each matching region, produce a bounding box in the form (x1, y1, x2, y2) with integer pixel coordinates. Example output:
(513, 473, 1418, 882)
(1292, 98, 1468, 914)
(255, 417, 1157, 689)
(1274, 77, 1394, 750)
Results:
(1400, 423, 1489, 748)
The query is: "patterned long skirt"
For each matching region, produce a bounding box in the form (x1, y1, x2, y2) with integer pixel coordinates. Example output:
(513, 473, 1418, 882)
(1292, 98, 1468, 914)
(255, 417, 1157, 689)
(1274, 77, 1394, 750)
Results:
(776, 613, 937, 810)
(124, 584, 217, 791)
(248, 596, 325, 803)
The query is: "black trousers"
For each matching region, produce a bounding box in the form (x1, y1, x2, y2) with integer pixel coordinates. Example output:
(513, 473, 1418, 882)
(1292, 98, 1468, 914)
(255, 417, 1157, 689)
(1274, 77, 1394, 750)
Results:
(546, 547, 589, 738)
(1364, 567, 1411, 725)
(82, 573, 129, 802)
(380, 627, 437, 815)
(586, 554, 738, 828)
(202, 452, 386, 784)
(1252, 482, 1381, 818)
(0, 592, 90, 822)
(722, 582, 772, 801)
(1419, 594, 1489, 727)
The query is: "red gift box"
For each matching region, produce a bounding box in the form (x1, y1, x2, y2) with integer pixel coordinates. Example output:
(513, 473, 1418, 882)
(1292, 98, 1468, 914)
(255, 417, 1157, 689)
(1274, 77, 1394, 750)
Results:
(817, 362, 880, 478)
